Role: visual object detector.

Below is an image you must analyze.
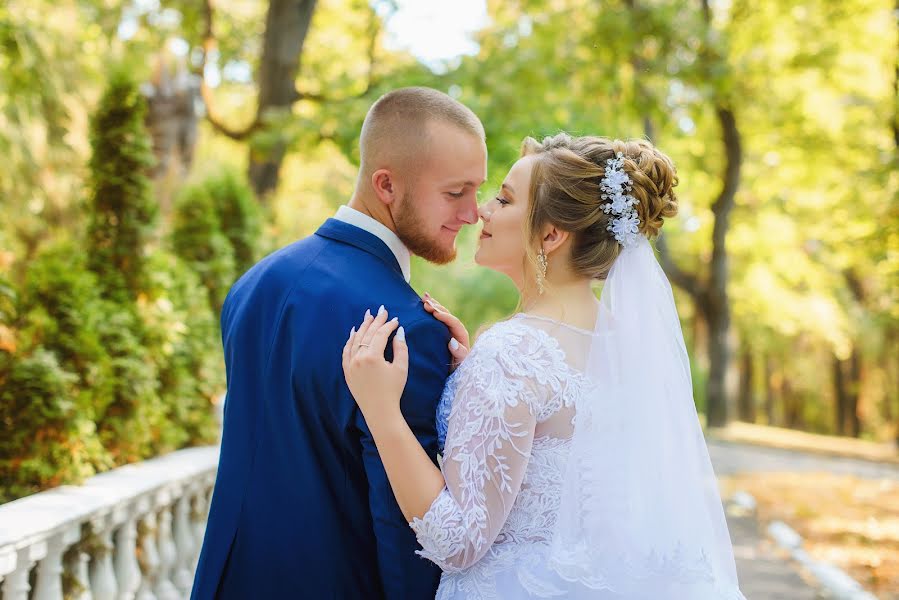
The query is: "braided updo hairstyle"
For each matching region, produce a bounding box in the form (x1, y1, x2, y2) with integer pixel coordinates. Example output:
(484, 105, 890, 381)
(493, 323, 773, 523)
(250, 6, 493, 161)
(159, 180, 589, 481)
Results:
(521, 133, 678, 280)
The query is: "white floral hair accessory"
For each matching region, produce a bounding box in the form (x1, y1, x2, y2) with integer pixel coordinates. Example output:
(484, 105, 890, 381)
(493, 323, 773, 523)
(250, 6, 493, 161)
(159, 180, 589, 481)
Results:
(600, 152, 641, 248)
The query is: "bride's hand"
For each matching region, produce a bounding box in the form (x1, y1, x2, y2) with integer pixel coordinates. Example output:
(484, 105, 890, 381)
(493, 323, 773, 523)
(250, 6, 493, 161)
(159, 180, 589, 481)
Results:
(342, 306, 408, 425)
(422, 292, 470, 369)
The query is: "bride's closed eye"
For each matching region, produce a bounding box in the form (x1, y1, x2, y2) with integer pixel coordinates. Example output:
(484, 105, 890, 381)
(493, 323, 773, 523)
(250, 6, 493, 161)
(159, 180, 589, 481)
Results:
(495, 196, 510, 206)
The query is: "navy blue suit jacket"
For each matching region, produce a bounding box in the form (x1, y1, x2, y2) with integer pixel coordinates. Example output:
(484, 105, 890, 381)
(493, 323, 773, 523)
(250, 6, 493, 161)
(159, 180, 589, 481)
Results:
(191, 219, 449, 600)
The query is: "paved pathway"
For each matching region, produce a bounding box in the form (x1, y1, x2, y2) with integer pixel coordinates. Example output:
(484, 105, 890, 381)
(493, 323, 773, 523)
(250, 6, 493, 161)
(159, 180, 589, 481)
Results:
(726, 507, 825, 599)
(709, 438, 899, 598)
(710, 438, 899, 480)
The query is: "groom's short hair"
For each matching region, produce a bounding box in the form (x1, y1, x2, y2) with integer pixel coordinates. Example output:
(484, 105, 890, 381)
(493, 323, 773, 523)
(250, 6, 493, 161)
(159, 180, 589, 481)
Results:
(359, 87, 485, 178)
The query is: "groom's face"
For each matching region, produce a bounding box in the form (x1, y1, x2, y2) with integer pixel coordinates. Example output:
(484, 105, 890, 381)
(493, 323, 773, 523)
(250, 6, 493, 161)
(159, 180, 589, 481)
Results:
(393, 121, 487, 264)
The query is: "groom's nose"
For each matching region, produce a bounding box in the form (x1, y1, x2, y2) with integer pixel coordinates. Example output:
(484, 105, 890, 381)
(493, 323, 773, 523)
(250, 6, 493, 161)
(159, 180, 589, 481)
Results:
(457, 196, 479, 225)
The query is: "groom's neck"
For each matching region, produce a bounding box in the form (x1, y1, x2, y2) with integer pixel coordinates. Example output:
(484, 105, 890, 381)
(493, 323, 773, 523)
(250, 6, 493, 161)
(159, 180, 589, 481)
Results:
(347, 194, 399, 236)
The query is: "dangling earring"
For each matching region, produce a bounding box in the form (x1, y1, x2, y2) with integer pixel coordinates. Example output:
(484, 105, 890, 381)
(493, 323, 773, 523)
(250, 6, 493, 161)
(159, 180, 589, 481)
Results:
(536, 248, 548, 295)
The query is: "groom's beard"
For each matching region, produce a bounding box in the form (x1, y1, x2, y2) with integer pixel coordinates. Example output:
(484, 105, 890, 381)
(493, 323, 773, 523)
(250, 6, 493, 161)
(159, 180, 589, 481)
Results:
(394, 190, 457, 265)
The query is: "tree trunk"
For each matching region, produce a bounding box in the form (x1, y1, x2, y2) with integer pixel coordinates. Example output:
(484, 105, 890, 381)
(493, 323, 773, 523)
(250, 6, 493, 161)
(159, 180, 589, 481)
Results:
(144, 51, 200, 215)
(893, 0, 899, 149)
(626, 0, 741, 428)
(893, 328, 899, 446)
(847, 349, 862, 438)
(884, 331, 894, 422)
(704, 107, 741, 427)
(763, 353, 776, 426)
(737, 345, 755, 422)
(248, 0, 318, 198)
(833, 355, 848, 435)
(782, 377, 803, 429)
(893, 0, 898, 446)
(833, 351, 863, 437)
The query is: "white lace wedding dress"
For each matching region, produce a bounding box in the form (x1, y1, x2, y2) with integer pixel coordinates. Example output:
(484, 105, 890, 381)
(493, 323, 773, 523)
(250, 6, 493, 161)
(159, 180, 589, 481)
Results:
(409, 312, 743, 599)
(411, 313, 595, 599)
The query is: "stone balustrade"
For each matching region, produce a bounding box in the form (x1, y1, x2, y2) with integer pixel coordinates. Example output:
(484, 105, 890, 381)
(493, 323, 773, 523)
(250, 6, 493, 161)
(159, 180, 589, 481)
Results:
(0, 446, 218, 600)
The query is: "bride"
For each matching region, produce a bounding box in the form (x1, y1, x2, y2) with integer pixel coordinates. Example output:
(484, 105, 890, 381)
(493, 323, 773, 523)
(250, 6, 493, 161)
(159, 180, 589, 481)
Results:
(342, 133, 746, 599)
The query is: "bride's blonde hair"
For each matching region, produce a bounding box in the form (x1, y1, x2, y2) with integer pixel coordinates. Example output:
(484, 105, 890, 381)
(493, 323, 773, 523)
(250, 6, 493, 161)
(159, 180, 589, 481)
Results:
(520, 133, 679, 281)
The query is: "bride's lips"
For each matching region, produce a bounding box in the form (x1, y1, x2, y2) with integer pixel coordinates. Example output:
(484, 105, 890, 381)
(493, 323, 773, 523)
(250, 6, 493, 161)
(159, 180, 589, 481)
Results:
(479, 230, 492, 240)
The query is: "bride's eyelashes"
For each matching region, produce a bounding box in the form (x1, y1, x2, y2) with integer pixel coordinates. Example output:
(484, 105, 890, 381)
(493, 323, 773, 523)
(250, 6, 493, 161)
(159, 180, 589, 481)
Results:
(495, 196, 510, 206)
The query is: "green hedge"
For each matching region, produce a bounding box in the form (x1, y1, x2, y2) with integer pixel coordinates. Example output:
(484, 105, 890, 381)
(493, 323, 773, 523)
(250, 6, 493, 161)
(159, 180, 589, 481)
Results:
(0, 65, 235, 503)
(172, 168, 262, 319)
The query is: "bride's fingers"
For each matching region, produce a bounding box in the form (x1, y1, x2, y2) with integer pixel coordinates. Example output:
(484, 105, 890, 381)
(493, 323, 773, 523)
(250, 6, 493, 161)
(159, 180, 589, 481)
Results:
(449, 337, 470, 363)
(423, 293, 446, 313)
(428, 308, 467, 344)
(425, 293, 449, 312)
(360, 305, 389, 347)
(392, 326, 408, 373)
(429, 308, 456, 326)
(343, 326, 357, 365)
(367, 317, 400, 356)
(354, 308, 376, 346)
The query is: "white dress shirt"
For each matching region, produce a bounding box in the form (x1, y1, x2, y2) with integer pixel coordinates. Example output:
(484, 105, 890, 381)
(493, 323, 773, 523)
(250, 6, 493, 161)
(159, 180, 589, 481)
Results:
(333, 205, 412, 283)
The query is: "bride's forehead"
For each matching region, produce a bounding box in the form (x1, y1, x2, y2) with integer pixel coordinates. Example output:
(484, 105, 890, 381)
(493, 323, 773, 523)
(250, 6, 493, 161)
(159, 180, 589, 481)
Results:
(504, 156, 538, 191)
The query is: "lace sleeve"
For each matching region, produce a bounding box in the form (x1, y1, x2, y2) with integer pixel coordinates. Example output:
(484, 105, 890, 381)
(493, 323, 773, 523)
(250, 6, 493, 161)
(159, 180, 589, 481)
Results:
(410, 322, 553, 572)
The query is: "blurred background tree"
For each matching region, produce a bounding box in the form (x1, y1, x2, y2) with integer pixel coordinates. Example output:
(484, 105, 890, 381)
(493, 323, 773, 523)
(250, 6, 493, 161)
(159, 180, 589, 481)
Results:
(0, 0, 896, 501)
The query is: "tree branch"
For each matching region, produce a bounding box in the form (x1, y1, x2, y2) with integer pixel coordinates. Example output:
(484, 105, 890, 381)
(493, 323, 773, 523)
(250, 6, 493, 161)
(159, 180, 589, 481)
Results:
(199, 0, 260, 141)
(710, 106, 742, 216)
(290, 3, 382, 104)
(199, 0, 379, 140)
(656, 235, 703, 301)
(894, 0, 899, 149)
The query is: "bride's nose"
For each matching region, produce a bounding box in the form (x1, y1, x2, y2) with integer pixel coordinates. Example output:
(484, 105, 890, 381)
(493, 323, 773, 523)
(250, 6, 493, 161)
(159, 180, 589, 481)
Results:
(478, 202, 492, 222)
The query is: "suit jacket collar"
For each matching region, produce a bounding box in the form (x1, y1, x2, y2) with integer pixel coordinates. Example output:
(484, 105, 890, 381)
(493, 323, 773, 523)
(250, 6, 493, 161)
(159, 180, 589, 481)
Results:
(333, 206, 411, 282)
(315, 218, 406, 280)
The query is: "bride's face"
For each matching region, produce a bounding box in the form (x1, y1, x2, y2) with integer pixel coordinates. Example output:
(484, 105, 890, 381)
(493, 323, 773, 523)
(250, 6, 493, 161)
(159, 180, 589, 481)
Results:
(475, 155, 537, 285)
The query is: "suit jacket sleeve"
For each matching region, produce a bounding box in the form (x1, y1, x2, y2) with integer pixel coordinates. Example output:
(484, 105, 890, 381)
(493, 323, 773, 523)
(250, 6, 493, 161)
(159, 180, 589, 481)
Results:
(355, 315, 450, 598)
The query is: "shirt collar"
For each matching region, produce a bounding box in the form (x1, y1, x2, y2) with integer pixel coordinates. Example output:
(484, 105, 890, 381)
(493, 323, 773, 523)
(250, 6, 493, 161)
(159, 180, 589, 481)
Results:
(333, 205, 412, 283)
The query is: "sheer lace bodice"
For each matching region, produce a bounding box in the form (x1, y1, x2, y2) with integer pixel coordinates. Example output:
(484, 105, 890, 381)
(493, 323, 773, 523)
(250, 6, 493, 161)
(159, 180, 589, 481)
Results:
(410, 314, 594, 598)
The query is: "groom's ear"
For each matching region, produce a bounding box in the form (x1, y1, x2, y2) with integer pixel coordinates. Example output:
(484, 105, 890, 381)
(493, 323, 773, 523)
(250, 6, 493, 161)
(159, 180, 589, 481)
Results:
(542, 225, 569, 254)
(371, 169, 398, 206)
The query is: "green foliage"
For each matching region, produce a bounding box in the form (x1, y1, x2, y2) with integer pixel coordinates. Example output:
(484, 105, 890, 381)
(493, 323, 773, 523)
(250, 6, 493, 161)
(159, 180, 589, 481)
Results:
(0, 1, 90, 260)
(171, 182, 238, 317)
(172, 168, 262, 317)
(140, 250, 223, 448)
(0, 274, 15, 327)
(0, 242, 223, 500)
(0, 59, 225, 500)
(0, 348, 102, 503)
(1, 0, 897, 507)
(205, 169, 263, 277)
(19, 243, 113, 391)
(91, 308, 163, 462)
(86, 64, 158, 304)
(14, 243, 162, 466)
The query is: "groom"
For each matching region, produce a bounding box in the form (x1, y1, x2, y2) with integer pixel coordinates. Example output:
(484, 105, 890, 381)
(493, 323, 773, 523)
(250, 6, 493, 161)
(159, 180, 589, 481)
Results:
(191, 87, 487, 599)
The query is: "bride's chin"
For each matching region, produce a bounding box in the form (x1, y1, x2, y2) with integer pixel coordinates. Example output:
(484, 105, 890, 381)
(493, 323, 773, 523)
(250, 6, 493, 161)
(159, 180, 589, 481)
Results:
(474, 253, 504, 276)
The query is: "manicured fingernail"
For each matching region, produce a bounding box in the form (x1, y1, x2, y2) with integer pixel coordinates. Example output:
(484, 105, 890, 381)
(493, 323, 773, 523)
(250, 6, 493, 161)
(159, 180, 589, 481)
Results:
(450, 337, 459, 350)
(428, 300, 438, 309)
(390, 317, 398, 324)
(396, 326, 406, 342)
(350, 326, 356, 336)
(364, 309, 371, 320)
(377, 305, 386, 317)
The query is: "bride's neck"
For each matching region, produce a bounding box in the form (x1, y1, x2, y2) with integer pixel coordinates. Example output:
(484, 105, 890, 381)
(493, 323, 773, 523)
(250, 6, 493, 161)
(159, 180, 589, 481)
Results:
(519, 277, 599, 329)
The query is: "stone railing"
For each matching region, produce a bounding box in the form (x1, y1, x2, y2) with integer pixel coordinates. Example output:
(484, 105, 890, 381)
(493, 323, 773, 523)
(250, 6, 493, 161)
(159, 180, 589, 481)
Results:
(0, 446, 218, 600)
